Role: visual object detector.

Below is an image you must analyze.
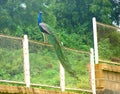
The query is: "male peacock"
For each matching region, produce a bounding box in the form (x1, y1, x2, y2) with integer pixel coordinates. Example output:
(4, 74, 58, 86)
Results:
(38, 12, 51, 34)
(38, 12, 78, 79)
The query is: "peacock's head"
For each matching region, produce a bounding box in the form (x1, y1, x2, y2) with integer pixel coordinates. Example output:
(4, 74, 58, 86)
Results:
(39, 11, 43, 14)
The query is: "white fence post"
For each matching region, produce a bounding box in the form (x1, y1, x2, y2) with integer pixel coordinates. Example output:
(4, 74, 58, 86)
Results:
(60, 63, 65, 92)
(92, 17, 99, 64)
(90, 48, 96, 94)
(23, 35, 30, 87)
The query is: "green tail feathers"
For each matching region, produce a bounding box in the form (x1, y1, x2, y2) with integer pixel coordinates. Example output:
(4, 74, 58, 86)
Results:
(48, 33, 79, 79)
(45, 24, 78, 79)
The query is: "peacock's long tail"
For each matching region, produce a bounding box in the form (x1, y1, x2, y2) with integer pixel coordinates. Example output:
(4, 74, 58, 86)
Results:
(48, 33, 78, 79)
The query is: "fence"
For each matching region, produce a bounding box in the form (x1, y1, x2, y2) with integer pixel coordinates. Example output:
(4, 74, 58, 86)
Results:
(0, 34, 95, 93)
(92, 17, 120, 64)
(92, 17, 120, 93)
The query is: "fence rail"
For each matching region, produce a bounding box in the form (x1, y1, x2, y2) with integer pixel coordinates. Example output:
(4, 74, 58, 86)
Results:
(0, 34, 94, 93)
(99, 59, 120, 66)
(0, 80, 92, 93)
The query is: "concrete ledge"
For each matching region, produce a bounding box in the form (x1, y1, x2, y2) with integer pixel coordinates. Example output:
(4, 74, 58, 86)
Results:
(0, 85, 77, 94)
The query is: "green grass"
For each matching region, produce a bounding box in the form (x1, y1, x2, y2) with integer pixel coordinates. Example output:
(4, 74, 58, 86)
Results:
(0, 43, 90, 93)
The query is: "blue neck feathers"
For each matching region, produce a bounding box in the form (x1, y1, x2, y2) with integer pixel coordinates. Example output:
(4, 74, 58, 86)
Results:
(38, 13, 42, 25)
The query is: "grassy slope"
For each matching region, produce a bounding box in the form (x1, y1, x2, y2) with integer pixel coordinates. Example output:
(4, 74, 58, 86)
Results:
(0, 44, 90, 89)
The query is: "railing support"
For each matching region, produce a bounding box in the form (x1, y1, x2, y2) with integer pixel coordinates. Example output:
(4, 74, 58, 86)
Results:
(23, 35, 30, 87)
(92, 17, 98, 64)
(60, 63, 65, 92)
(90, 48, 96, 94)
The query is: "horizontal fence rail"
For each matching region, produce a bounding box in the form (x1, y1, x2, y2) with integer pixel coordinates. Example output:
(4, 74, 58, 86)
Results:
(29, 39, 90, 54)
(99, 59, 120, 66)
(0, 80, 92, 93)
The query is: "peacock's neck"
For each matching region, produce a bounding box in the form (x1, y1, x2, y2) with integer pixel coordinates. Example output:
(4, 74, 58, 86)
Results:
(38, 14, 42, 24)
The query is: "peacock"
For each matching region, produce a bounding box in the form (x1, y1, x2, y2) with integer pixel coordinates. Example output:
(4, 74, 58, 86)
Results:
(38, 12, 78, 79)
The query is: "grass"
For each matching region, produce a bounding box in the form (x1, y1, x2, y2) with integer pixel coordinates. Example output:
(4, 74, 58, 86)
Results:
(0, 40, 91, 93)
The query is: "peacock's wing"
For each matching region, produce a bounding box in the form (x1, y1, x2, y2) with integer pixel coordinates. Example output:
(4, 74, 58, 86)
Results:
(39, 22, 51, 34)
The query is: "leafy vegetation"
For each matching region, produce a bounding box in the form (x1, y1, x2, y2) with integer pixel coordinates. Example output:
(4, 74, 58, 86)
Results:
(0, 0, 119, 51)
(97, 24, 120, 60)
(0, 0, 120, 93)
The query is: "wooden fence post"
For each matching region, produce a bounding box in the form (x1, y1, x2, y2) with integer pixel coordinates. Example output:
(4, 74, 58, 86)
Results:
(90, 48, 96, 94)
(60, 63, 65, 92)
(23, 35, 30, 87)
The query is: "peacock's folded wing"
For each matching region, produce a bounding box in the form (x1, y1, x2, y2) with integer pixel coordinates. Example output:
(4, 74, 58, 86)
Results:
(39, 23, 51, 34)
